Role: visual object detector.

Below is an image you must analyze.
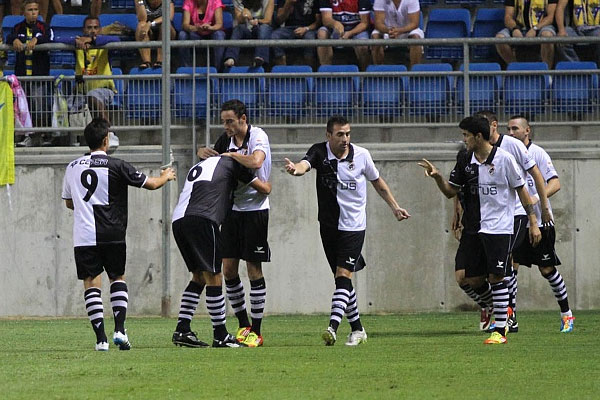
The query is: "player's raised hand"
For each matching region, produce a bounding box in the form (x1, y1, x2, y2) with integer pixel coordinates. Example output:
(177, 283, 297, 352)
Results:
(417, 158, 439, 178)
(284, 158, 297, 175)
(197, 146, 219, 160)
(161, 167, 177, 181)
(393, 207, 411, 221)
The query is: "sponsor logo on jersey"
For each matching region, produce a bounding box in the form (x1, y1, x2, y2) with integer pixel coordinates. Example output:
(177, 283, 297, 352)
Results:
(339, 180, 357, 190)
(542, 254, 551, 261)
(496, 260, 504, 269)
(346, 256, 356, 266)
(254, 246, 265, 254)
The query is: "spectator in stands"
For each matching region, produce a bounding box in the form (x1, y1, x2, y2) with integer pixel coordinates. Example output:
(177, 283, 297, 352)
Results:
(371, 0, 423, 67)
(270, 0, 321, 68)
(178, 0, 226, 69)
(223, 0, 275, 68)
(8, 0, 53, 146)
(37, 0, 63, 23)
(59, 16, 119, 124)
(135, 0, 176, 69)
(317, 0, 371, 71)
(496, 0, 557, 68)
(555, 0, 600, 65)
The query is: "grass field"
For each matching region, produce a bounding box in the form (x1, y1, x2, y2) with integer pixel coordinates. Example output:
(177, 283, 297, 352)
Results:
(1, 311, 598, 399)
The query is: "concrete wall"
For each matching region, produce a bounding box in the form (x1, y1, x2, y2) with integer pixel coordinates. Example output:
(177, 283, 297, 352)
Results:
(1, 141, 599, 317)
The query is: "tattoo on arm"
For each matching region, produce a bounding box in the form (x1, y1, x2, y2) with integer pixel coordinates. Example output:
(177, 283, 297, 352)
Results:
(524, 204, 535, 215)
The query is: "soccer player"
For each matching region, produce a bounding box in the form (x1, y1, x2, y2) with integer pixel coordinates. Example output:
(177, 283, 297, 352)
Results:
(171, 154, 271, 348)
(62, 118, 176, 351)
(418, 115, 541, 344)
(284, 115, 410, 346)
(507, 115, 575, 333)
(196, 99, 271, 348)
(475, 110, 552, 333)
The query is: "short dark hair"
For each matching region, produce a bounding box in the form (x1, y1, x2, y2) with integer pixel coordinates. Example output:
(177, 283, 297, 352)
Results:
(509, 114, 529, 124)
(326, 115, 349, 133)
(84, 118, 110, 150)
(22, 0, 39, 11)
(474, 110, 498, 125)
(83, 15, 100, 28)
(221, 99, 246, 119)
(459, 115, 490, 141)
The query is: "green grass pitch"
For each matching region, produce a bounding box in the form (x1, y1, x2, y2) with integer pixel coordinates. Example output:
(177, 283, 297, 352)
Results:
(1, 311, 598, 399)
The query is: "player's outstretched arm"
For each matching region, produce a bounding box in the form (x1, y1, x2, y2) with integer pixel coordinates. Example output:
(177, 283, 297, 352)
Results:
(370, 177, 411, 221)
(251, 179, 272, 195)
(528, 165, 552, 225)
(143, 167, 177, 190)
(417, 158, 459, 199)
(516, 185, 541, 247)
(284, 158, 310, 176)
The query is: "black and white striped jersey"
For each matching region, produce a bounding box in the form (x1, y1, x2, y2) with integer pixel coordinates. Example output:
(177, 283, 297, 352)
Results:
(301, 142, 379, 231)
(172, 156, 256, 225)
(214, 125, 271, 212)
(495, 134, 536, 216)
(62, 151, 148, 247)
(450, 146, 525, 235)
(525, 141, 558, 227)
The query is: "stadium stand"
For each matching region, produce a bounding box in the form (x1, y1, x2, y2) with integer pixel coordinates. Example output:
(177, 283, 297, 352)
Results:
(553, 61, 599, 115)
(219, 65, 265, 119)
(313, 64, 360, 117)
(504, 62, 550, 117)
(456, 62, 502, 115)
(425, 8, 471, 60)
(362, 64, 407, 117)
(471, 8, 504, 60)
(407, 63, 453, 116)
(172, 66, 218, 118)
(267, 65, 313, 117)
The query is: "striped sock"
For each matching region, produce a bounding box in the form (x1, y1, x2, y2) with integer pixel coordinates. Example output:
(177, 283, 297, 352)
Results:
(205, 286, 227, 340)
(329, 277, 352, 332)
(473, 282, 493, 309)
(250, 277, 266, 335)
(225, 276, 250, 328)
(84, 287, 107, 344)
(460, 284, 487, 309)
(176, 280, 204, 333)
(345, 288, 363, 332)
(110, 280, 128, 334)
(542, 268, 570, 313)
(491, 281, 509, 333)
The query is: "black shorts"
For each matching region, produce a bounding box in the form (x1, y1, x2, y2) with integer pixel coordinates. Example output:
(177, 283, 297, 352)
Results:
(455, 232, 487, 278)
(510, 215, 529, 252)
(480, 233, 512, 277)
(173, 216, 222, 274)
(512, 226, 561, 267)
(319, 225, 366, 274)
(74, 243, 126, 280)
(221, 210, 271, 262)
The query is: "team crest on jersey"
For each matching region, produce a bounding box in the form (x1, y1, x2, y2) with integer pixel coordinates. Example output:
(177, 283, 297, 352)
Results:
(488, 164, 495, 175)
(348, 162, 355, 171)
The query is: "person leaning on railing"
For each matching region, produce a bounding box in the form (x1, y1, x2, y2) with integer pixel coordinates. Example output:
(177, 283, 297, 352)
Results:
(270, 0, 321, 68)
(8, 0, 54, 147)
(555, 0, 600, 66)
(135, 0, 176, 69)
(495, 0, 557, 68)
(177, 0, 226, 70)
(223, 0, 275, 68)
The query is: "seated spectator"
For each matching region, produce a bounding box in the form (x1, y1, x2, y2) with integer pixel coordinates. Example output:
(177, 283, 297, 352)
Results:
(223, 0, 275, 68)
(59, 16, 119, 124)
(135, 0, 176, 69)
(371, 0, 423, 67)
(271, 0, 321, 68)
(7, 0, 53, 147)
(317, 0, 371, 71)
(37, 0, 63, 23)
(177, 0, 226, 69)
(496, 0, 557, 68)
(555, 0, 600, 65)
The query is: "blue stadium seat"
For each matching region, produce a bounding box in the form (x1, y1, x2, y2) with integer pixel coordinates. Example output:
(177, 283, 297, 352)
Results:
(267, 65, 313, 117)
(219, 66, 265, 119)
(362, 64, 407, 117)
(314, 65, 360, 117)
(172, 66, 218, 118)
(419, 0, 438, 5)
(173, 12, 183, 33)
(126, 67, 163, 118)
(223, 11, 233, 37)
(110, 0, 135, 9)
(472, 8, 505, 60)
(50, 14, 87, 39)
(504, 62, 550, 116)
(425, 9, 471, 60)
(407, 63, 453, 115)
(456, 63, 502, 115)
(553, 61, 599, 114)
(111, 67, 125, 108)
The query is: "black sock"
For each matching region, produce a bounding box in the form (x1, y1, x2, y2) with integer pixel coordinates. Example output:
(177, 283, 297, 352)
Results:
(84, 287, 107, 344)
(225, 276, 250, 328)
(176, 280, 204, 333)
(329, 276, 352, 331)
(110, 280, 128, 334)
(206, 285, 228, 340)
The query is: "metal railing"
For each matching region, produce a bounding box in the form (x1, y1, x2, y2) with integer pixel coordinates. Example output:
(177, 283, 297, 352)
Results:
(2, 36, 600, 138)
